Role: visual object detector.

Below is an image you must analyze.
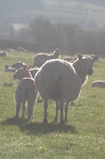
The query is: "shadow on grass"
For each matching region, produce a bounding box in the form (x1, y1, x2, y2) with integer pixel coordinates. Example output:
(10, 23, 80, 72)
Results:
(1, 117, 77, 135)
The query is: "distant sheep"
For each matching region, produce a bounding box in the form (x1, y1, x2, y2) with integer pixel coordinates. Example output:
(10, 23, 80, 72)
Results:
(13, 65, 39, 80)
(12, 61, 26, 69)
(35, 55, 99, 124)
(5, 64, 16, 72)
(0, 51, 8, 57)
(32, 48, 60, 68)
(91, 80, 105, 88)
(15, 77, 38, 119)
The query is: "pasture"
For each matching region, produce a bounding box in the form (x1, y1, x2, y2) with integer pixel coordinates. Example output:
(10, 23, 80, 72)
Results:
(0, 51, 105, 159)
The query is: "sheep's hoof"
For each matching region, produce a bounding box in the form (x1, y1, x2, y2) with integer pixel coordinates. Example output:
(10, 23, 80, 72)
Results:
(21, 115, 25, 119)
(60, 120, 64, 124)
(65, 119, 68, 123)
(43, 118, 48, 123)
(15, 115, 19, 119)
(54, 118, 57, 122)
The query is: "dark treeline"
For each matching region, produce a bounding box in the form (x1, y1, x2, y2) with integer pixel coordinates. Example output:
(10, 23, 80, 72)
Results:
(17, 17, 105, 56)
(0, 16, 105, 56)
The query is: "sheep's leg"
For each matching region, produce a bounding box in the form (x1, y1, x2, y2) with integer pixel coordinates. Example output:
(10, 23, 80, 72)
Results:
(54, 101, 59, 122)
(60, 101, 65, 124)
(15, 102, 21, 118)
(65, 102, 69, 122)
(21, 100, 26, 119)
(27, 101, 35, 120)
(43, 100, 48, 123)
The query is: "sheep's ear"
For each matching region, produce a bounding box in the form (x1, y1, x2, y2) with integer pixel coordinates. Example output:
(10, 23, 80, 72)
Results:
(27, 65, 32, 71)
(78, 55, 82, 61)
(23, 65, 27, 70)
(92, 56, 99, 63)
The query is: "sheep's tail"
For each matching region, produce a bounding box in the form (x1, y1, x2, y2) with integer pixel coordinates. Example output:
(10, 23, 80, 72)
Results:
(53, 72, 60, 82)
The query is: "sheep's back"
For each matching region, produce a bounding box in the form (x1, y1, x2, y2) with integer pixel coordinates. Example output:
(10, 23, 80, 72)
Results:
(91, 80, 105, 88)
(34, 53, 58, 67)
(35, 59, 81, 101)
(16, 78, 36, 101)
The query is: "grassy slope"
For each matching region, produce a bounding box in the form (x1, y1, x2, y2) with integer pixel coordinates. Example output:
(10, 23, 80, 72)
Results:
(0, 52, 105, 159)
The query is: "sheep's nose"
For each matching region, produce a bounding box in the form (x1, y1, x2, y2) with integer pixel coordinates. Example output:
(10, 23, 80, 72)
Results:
(88, 69, 93, 76)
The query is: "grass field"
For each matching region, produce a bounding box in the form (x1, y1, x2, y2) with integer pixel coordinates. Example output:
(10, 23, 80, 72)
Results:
(0, 51, 105, 159)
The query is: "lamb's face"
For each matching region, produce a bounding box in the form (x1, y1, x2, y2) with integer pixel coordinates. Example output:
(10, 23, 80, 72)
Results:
(13, 68, 30, 80)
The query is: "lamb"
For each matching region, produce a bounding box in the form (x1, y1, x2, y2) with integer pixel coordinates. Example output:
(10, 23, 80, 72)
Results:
(15, 77, 38, 119)
(0, 51, 8, 57)
(13, 65, 38, 119)
(5, 64, 17, 72)
(35, 54, 99, 124)
(13, 65, 39, 80)
(32, 48, 60, 68)
(91, 80, 105, 88)
(12, 61, 26, 69)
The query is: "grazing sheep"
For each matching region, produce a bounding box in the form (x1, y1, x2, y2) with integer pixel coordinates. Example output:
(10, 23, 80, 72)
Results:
(91, 80, 105, 88)
(5, 64, 16, 72)
(15, 77, 38, 119)
(35, 55, 99, 124)
(12, 61, 26, 69)
(0, 51, 8, 57)
(13, 65, 39, 80)
(32, 48, 60, 68)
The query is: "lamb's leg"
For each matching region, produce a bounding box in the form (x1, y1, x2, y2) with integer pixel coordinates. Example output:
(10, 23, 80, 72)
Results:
(65, 102, 69, 122)
(27, 101, 35, 120)
(60, 101, 64, 124)
(54, 101, 59, 122)
(15, 102, 21, 118)
(43, 100, 48, 123)
(21, 100, 26, 118)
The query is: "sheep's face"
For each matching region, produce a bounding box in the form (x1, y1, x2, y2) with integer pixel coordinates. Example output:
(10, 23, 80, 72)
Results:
(13, 65, 31, 80)
(54, 49, 60, 58)
(79, 55, 99, 76)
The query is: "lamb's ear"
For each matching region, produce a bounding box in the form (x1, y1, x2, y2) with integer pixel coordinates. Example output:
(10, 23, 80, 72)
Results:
(78, 55, 82, 61)
(92, 56, 99, 63)
(23, 64, 27, 70)
(27, 65, 32, 71)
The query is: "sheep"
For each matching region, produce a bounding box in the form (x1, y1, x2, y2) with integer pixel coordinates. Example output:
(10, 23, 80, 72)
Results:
(35, 55, 99, 124)
(0, 51, 8, 57)
(13, 65, 39, 80)
(32, 48, 60, 68)
(15, 77, 38, 119)
(14, 65, 38, 119)
(12, 61, 26, 69)
(91, 80, 105, 88)
(5, 64, 17, 72)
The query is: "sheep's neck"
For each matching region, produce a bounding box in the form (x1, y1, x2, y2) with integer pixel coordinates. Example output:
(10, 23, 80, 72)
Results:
(73, 62, 87, 85)
(26, 72, 33, 78)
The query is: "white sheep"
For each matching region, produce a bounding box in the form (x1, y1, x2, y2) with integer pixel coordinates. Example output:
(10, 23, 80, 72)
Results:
(15, 77, 38, 119)
(91, 80, 105, 88)
(35, 55, 99, 124)
(12, 61, 26, 69)
(13, 65, 39, 79)
(32, 48, 60, 68)
(5, 64, 17, 72)
(0, 51, 8, 57)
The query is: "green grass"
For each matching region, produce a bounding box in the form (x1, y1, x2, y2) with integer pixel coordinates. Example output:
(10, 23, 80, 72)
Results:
(0, 52, 105, 159)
